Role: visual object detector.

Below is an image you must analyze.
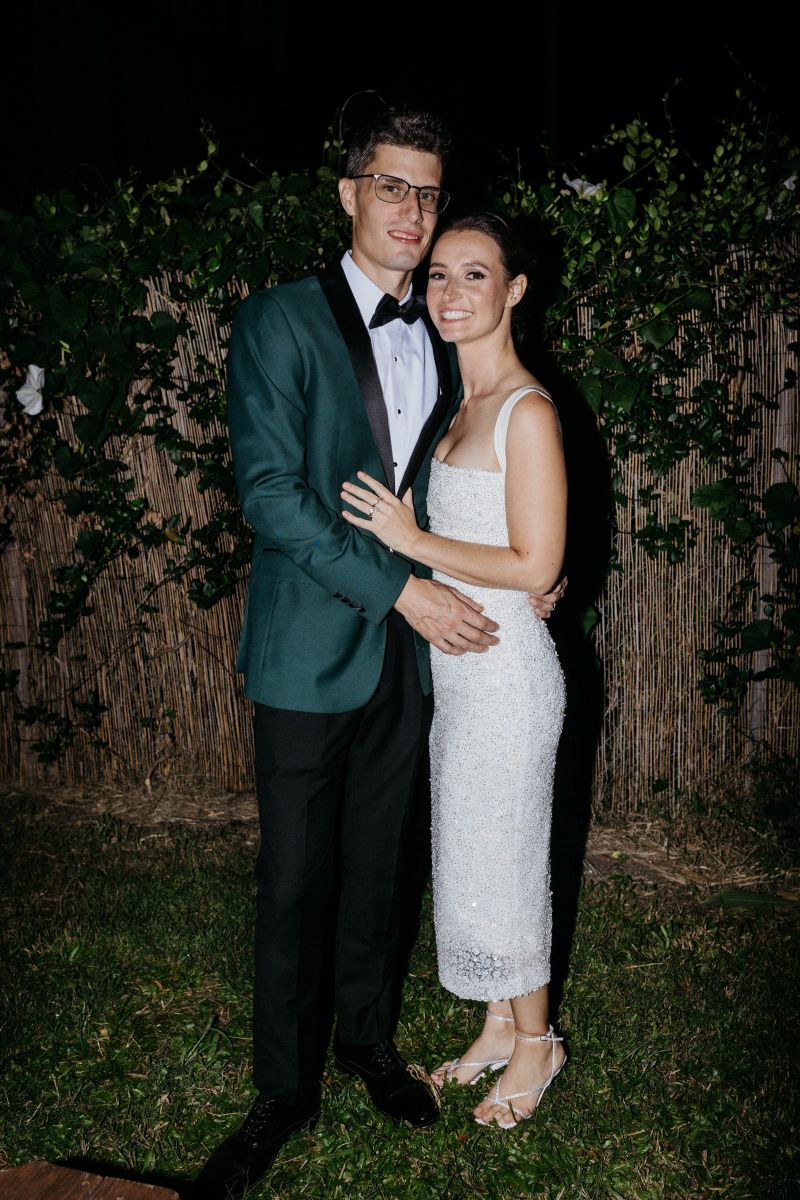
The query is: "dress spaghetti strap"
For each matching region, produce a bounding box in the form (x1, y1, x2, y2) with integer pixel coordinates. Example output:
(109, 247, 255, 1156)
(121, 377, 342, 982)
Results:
(492, 385, 555, 474)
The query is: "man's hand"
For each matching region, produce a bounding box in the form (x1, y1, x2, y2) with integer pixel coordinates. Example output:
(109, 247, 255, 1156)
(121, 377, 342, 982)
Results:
(528, 575, 568, 620)
(394, 576, 499, 655)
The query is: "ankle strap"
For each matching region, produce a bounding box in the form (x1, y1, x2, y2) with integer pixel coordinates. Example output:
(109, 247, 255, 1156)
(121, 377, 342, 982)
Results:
(515, 1024, 563, 1043)
(486, 1010, 514, 1023)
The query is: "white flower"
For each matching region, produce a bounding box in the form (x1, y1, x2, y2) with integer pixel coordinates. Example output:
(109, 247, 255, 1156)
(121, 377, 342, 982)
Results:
(562, 173, 602, 198)
(783, 175, 797, 190)
(16, 364, 45, 415)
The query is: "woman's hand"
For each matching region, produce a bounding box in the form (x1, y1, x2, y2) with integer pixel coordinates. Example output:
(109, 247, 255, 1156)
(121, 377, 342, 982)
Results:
(528, 574, 568, 619)
(341, 472, 421, 556)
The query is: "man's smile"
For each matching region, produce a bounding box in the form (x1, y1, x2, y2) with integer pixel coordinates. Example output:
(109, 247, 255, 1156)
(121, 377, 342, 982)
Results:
(388, 229, 423, 243)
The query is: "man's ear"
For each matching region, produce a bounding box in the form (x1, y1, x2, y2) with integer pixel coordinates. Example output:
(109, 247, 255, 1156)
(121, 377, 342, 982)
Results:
(506, 273, 528, 308)
(338, 177, 356, 216)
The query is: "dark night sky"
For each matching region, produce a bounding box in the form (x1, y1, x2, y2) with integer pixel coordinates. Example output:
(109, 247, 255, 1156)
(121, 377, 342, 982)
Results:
(3, 2, 797, 208)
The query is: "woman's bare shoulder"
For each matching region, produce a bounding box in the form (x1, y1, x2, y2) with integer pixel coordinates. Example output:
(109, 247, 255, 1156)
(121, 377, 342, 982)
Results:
(502, 386, 563, 476)
(506, 385, 560, 430)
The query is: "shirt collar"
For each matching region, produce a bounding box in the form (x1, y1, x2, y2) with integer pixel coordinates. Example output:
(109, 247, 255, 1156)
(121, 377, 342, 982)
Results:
(340, 251, 413, 329)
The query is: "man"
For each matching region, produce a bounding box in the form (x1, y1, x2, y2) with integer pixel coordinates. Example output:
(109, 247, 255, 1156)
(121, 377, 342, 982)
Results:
(197, 111, 561, 1198)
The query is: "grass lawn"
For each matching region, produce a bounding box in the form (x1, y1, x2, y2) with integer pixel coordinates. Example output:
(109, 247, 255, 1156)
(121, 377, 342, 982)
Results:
(0, 811, 797, 1199)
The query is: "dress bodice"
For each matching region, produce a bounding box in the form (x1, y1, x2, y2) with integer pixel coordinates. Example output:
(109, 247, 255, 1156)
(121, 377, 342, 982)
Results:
(427, 459, 508, 547)
(427, 383, 555, 563)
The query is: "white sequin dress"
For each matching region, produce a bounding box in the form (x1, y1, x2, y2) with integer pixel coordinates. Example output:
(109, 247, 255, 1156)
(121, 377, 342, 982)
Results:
(427, 387, 566, 1001)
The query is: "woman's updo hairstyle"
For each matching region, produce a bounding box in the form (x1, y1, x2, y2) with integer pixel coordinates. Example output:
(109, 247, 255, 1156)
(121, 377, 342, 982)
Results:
(439, 212, 534, 345)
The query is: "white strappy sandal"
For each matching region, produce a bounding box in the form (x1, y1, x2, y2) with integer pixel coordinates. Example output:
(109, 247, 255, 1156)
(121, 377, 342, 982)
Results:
(474, 1025, 567, 1128)
(437, 1011, 515, 1087)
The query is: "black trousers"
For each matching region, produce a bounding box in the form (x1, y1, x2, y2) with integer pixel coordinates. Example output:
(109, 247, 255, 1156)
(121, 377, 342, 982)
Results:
(252, 612, 432, 1105)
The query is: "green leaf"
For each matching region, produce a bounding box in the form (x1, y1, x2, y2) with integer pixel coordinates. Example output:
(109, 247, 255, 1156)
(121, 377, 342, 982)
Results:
(592, 347, 625, 374)
(740, 619, 773, 653)
(44, 284, 89, 336)
(66, 243, 108, 273)
(639, 316, 677, 350)
(579, 605, 600, 636)
(52, 444, 83, 480)
(761, 481, 800, 530)
(606, 375, 641, 413)
(578, 376, 603, 415)
(677, 288, 714, 316)
(722, 515, 756, 543)
(75, 530, 105, 560)
(118, 315, 153, 346)
(72, 414, 103, 447)
(149, 310, 179, 350)
(691, 478, 739, 517)
(782, 608, 800, 633)
(605, 187, 636, 235)
(17, 279, 43, 306)
(247, 201, 265, 231)
(77, 379, 115, 416)
(284, 173, 314, 196)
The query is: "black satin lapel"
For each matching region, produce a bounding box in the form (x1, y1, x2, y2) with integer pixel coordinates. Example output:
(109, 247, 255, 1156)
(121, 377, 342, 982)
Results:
(397, 312, 457, 495)
(318, 264, 395, 492)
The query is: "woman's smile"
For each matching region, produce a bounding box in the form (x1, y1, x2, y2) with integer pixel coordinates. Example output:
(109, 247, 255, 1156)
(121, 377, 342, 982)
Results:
(438, 308, 474, 321)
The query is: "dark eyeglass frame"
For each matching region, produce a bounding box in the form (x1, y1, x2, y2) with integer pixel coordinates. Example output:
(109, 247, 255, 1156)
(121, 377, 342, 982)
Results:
(349, 173, 450, 215)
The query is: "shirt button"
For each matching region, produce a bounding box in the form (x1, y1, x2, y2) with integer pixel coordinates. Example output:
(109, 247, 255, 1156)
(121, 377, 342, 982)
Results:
(393, 461, 398, 467)
(393, 356, 398, 362)
(397, 408, 402, 414)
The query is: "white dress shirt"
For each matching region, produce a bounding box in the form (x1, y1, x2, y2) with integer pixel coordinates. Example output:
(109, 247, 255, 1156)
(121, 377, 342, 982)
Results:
(340, 251, 438, 488)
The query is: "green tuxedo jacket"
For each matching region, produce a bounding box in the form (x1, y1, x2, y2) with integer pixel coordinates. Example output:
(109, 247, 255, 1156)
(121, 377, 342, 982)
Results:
(227, 261, 461, 713)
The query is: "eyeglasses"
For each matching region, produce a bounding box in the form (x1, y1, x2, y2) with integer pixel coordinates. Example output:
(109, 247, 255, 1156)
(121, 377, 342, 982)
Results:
(350, 174, 450, 215)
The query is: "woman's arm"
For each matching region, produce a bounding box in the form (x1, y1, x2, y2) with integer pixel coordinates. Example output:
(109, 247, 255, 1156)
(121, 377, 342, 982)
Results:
(342, 395, 567, 595)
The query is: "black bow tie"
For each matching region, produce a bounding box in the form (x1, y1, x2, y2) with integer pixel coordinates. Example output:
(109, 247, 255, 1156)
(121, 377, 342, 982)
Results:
(369, 293, 427, 329)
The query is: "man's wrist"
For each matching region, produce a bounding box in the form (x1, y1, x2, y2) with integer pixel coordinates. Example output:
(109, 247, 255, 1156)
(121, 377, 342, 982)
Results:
(393, 573, 423, 616)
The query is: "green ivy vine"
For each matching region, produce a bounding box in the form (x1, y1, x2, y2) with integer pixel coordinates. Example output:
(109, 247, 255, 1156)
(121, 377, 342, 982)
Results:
(1, 131, 348, 759)
(502, 98, 799, 714)
(0, 101, 798, 763)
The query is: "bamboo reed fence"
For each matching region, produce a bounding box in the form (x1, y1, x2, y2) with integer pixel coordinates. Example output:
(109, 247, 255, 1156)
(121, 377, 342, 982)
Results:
(586, 257, 799, 812)
(1, 268, 797, 813)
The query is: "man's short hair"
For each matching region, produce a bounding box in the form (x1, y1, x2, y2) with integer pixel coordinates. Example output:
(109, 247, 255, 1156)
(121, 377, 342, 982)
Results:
(345, 111, 451, 177)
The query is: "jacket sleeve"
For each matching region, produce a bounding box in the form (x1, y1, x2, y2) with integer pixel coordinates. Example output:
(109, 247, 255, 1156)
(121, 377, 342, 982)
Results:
(227, 290, 412, 625)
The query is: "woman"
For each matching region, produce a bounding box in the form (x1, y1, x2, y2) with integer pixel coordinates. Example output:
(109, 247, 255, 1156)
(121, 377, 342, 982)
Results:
(341, 214, 567, 1129)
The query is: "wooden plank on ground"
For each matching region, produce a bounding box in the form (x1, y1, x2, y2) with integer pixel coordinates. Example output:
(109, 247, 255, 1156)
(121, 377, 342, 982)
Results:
(89, 1180, 181, 1200)
(0, 1162, 179, 1199)
(91, 1180, 181, 1200)
(0, 1161, 97, 1199)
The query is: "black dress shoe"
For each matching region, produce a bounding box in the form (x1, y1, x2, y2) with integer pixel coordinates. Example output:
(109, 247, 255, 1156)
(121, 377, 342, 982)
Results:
(195, 1093, 320, 1199)
(333, 1037, 439, 1127)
